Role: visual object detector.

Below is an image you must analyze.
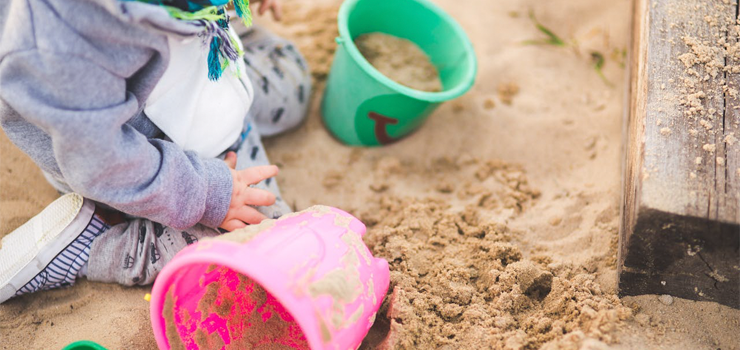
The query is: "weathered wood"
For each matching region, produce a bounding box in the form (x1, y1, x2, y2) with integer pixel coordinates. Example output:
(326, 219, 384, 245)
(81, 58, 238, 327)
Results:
(620, 0, 740, 308)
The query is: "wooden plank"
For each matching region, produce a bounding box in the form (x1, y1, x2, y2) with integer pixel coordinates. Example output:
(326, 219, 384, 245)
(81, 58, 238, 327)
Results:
(619, 0, 740, 308)
(723, 5, 740, 228)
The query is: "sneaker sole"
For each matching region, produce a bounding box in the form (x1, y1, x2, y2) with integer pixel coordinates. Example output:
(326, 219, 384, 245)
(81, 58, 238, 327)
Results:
(0, 193, 94, 303)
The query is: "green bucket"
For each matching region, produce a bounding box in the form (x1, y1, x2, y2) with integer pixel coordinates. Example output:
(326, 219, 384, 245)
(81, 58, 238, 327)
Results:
(62, 341, 108, 350)
(321, 0, 477, 146)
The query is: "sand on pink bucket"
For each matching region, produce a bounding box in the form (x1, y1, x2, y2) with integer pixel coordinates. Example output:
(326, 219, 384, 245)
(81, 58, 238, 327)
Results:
(163, 264, 310, 350)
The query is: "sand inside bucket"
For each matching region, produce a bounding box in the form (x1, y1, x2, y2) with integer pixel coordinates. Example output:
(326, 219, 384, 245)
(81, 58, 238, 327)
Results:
(163, 264, 310, 350)
(355, 32, 443, 92)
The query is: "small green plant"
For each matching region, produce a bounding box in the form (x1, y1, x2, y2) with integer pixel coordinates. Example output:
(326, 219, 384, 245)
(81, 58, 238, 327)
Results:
(522, 10, 619, 87)
(590, 51, 613, 86)
(523, 10, 566, 47)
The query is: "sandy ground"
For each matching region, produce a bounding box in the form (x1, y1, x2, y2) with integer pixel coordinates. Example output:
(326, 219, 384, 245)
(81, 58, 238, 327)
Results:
(1, 0, 739, 349)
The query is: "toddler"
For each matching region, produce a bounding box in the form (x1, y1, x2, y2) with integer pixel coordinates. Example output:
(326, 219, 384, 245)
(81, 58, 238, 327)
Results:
(0, 0, 311, 303)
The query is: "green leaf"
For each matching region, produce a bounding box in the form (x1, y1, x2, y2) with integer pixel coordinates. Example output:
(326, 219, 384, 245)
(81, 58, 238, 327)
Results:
(526, 11, 566, 47)
(591, 51, 605, 70)
(590, 51, 613, 86)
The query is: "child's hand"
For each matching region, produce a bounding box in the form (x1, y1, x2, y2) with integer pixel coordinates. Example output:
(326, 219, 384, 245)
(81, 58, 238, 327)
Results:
(252, 0, 282, 21)
(219, 152, 278, 231)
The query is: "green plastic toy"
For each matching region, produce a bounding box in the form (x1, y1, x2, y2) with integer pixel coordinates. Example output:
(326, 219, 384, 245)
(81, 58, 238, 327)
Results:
(321, 0, 477, 146)
(62, 341, 108, 350)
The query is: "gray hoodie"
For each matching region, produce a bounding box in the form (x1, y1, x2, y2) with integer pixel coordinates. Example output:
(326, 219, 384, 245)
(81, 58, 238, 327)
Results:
(0, 0, 234, 230)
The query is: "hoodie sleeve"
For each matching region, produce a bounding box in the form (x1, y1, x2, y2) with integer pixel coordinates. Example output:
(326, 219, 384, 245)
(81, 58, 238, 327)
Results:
(0, 49, 232, 230)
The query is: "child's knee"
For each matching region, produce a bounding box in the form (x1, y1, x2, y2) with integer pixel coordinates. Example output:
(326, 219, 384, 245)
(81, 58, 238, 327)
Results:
(274, 40, 312, 131)
(245, 37, 313, 136)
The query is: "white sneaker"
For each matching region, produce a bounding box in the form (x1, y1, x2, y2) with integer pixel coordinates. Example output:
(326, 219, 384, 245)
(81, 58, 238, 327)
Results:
(0, 193, 107, 303)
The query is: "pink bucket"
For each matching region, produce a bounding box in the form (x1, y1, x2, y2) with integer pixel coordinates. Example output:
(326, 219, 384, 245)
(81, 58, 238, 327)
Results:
(149, 206, 390, 350)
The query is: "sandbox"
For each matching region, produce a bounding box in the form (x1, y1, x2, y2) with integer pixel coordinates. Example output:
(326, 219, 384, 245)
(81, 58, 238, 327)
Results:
(0, 0, 738, 349)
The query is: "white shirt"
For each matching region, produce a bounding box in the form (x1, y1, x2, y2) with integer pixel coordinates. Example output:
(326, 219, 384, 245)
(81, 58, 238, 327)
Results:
(144, 30, 253, 159)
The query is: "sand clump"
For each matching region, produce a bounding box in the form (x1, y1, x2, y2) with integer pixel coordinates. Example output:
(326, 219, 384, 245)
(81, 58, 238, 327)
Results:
(358, 198, 632, 350)
(355, 33, 443, 92)
(497, 82, 520, 105)
(350, 153, 630, 350)
(163, 265, 309, 350)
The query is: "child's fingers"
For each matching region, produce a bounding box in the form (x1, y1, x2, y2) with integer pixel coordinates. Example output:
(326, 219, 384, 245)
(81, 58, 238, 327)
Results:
(239, 165, 279, 185)
(243, 187, 276, 206)
(232, 205, 268, 225)
(220, 204, 265, 229)
(224, 151, 237, 169)
(221, 219, 247, 232)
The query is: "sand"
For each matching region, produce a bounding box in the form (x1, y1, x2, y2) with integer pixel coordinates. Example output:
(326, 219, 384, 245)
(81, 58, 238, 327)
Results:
(1, 0, 739, 349)
(163, 265, 309, 349)
(357, 197, 631, 349)
(355, 33, 443, 92)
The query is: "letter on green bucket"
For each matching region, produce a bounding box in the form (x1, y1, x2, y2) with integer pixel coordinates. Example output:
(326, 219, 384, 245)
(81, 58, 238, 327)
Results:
(355, 94, 439, 146)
